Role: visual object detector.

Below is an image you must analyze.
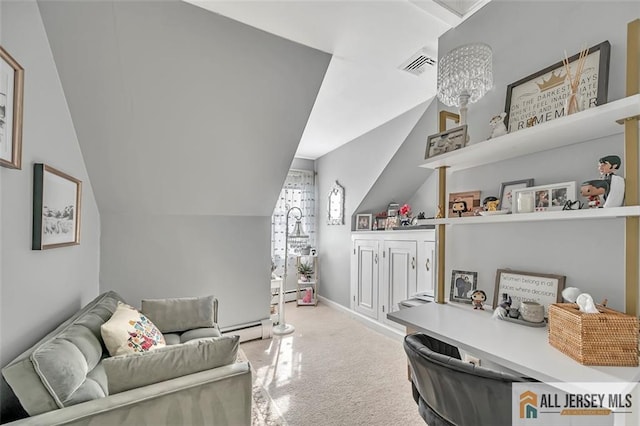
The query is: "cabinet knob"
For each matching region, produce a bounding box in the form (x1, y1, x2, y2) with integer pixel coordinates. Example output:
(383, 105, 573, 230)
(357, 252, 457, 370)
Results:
(412, 257, 416, 269)
(426, 258, 430, 271)
(375, 253, 378, 264)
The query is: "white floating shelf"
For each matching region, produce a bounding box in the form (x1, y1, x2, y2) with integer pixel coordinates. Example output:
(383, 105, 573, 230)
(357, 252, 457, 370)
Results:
(420, 95, 640, 172)
(422, 206, 640, 225)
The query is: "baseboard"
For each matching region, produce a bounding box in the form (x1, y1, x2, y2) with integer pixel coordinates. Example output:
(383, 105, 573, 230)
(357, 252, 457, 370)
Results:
(318, 296, 405, 342)
(221, 318, 273, 343)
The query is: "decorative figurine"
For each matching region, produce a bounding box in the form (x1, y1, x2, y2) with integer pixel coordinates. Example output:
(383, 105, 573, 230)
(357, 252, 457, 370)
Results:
(488, 112, 508, 139)
(451, 199, 468, 217)
(470, 290, 487, 310)
(482, 196, 500, 211)
(499, 293, 512, 310)
(580, 180, 609, 208)
(435, 206, 444, 219)
(598, 155, 625, 208)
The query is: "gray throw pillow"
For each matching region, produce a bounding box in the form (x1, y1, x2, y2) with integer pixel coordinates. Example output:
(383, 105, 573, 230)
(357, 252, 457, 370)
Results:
(141, 296, 216, 333)
(102, 335, 239, 394)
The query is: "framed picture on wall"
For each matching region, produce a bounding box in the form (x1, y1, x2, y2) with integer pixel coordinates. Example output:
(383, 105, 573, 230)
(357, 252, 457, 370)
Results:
(32, 164, 82, 250)
(0, 46, 24, 169)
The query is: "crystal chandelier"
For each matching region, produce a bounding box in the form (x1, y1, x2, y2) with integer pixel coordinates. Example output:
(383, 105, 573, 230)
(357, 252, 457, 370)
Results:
(437, 43, 493, 125)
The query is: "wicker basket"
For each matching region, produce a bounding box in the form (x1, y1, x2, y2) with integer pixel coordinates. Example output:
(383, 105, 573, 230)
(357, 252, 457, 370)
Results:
(548, 303, 639, 366)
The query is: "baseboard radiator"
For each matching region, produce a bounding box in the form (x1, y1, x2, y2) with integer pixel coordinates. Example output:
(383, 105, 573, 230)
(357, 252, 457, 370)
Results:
(221, 318, 273, 343)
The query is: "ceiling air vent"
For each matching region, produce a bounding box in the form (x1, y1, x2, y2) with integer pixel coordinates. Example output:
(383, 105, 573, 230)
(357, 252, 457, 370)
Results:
(399, 49, 437, 76)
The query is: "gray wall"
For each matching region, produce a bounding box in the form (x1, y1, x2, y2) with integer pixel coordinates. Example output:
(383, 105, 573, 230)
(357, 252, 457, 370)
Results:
(408, 1, 637, 311)
(0, 0, 100, 419)
(316, 102, 428, 306)
(37, 1, 330, 326)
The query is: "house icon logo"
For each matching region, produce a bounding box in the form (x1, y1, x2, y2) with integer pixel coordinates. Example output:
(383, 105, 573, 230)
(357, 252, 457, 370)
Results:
(520, 390, 538, 419)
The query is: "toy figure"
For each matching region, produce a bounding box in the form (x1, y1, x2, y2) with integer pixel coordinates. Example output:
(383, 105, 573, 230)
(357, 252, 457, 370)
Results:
(499, 293, 512, 310)
(482, 196, 499, 211)
(488, 112, 507, 139)
(470, 290, 487, 310)
(435, 206, 444, 219)
(580, 180, 609, 208)
(451, 199, 468, 217)
(598, 155, 625, 208)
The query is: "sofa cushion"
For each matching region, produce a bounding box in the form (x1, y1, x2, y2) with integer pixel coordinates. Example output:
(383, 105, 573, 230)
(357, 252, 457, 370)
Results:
(141, 296, 216, 333)
(1, 291, 124, 416)
(180, 327, 221, 343)
(101, 302, 166, 356)
(103, 335, 240, 394)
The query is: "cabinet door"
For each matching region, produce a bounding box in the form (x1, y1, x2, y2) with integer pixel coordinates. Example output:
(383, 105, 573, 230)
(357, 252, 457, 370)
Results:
(381, 240, 417, 328)
(416, 239, 436, 297)
(353, 240, 379, 319)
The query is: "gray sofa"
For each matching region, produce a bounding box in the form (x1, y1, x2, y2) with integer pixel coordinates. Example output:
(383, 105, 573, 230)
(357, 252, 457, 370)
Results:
(1, 291, 252, 425)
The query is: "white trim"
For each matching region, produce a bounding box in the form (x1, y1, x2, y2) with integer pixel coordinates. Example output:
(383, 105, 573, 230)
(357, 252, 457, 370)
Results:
(318, 296, 405, 342)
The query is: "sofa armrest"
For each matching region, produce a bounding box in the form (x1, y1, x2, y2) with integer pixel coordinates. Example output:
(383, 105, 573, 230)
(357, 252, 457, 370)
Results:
(4, 362, 251, 426)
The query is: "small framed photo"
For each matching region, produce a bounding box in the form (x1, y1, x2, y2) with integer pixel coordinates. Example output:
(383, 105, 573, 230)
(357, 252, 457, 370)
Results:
(448, 190, 481, 218)
(425, 125, 468, 159)
(498, 178, 534, 212)
(32, 164, 82, 250)
(0, 46, 25, 169)
(449, 270, 478, 304)
(493, 269, 566, 318)
(385, 216, 398, 230)
(511, 182, 576, 213)
(375, 216, 387, 230)
(355, 214, 372, 231)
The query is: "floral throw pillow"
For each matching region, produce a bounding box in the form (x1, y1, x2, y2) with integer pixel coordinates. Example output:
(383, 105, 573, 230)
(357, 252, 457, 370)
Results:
(101, 302, 166, 356)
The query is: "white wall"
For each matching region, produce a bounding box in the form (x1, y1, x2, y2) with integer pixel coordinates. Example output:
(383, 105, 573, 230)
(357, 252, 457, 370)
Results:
(408, 1, 637, 312)
(0, 0, 100, 420)
(36, 1, 331, 325)
(316, 102, 428, 305)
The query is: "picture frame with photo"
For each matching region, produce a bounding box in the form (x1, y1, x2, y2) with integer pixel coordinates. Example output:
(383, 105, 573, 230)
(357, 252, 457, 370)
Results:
(498, 178, 534, 212)
(493, 269, 566, 318)
(511, 182, 576, 213)
(449, 270, 478, 304)
(355, 213, 372, 231)
(425, 125, 468, 159)
(32, 164, 82, 250)
(448, 190, 481, 218)
(0, 46, 24, 170)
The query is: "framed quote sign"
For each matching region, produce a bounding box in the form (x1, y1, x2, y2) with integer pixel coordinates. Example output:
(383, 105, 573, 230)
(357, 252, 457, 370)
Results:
(493, 269, 565, 318)
(504, 41, 610, 133)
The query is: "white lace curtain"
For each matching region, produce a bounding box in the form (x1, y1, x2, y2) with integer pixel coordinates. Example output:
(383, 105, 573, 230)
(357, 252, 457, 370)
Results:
(271, 169, 316, 276)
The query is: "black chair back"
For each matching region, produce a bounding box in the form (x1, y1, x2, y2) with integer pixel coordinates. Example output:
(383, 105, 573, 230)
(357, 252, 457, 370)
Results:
(404, 333, 535, 426)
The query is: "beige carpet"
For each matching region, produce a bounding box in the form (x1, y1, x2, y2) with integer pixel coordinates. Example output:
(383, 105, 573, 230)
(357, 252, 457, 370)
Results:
(241, 301, 424, 426)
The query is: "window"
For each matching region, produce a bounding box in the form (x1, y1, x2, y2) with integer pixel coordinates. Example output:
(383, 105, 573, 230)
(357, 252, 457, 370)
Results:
(271, 169, 316, 276)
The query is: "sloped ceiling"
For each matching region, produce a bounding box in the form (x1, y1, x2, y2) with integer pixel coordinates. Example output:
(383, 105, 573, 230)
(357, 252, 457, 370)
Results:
(37, 0, 330, 216)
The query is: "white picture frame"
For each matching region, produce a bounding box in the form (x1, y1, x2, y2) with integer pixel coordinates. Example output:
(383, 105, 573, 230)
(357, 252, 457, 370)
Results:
(511, 181, 576, 213)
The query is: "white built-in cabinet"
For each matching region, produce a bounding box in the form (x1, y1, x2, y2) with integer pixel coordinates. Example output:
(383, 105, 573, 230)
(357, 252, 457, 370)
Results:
(351, 230, 435, 330)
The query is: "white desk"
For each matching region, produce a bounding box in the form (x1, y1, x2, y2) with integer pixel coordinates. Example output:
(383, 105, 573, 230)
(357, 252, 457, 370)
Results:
(387, 302, 640, 384)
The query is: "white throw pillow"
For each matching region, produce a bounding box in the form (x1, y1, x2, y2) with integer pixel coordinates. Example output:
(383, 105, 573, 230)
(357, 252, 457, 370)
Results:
(101, 302, 166, 356)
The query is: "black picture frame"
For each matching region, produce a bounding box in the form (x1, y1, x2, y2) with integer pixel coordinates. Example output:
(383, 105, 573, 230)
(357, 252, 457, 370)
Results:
(504, 41, 610, 133)
(449, 270, 478, 304)
(33, 163, 82, 250)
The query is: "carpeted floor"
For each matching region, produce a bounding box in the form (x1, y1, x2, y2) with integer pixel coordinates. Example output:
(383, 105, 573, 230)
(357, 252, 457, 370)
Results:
(241, 301, 424, 426)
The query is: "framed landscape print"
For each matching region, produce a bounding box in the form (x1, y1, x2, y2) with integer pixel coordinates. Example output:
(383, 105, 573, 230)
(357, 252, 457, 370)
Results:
(33, 164, 82, 250)
(504, 41, 610, 133)
(0, 46, 24, 169)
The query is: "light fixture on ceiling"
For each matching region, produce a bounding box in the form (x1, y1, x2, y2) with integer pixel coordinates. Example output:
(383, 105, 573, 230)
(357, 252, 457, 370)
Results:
(273, 206, 308, 336)
(436, 42, 493, 125)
